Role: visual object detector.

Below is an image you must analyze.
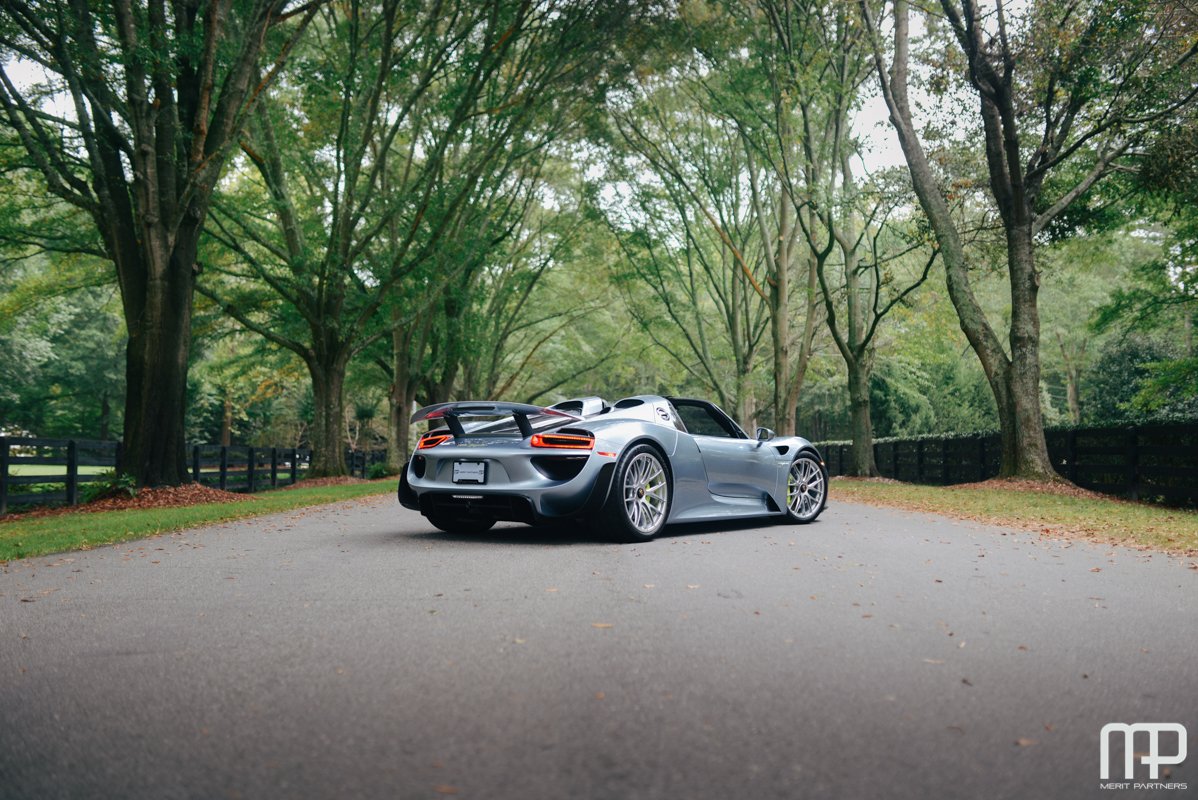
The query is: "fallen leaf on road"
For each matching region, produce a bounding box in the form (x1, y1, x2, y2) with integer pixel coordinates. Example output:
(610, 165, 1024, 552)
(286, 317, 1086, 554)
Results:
(947, 726, 965, 735)
(962, 678, 973, 686)
(594, 691, 605, 700)
(1090, 567, 1101, 573)
(434, 786, 459, 795)
(545, 587, 558, 593)
(591, 623, 613, 629)
(644, 584, 655, 589)
(1017, 645, 1029, 652)
(687, 584, 700, 589)
(923, 659, 945, 665)
(1015, 738, 1038, 747)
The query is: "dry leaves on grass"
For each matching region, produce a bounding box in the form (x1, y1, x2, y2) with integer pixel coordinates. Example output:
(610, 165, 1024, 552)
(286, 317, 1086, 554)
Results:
(2, 484, 250, 522)
(835, 476, 1198, 557)
(1, 476, 381, 524)
(279, 476, 370, 490)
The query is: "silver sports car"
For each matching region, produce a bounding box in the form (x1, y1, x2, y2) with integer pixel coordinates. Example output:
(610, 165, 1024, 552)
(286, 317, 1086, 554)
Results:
(397, 395, 828, 542)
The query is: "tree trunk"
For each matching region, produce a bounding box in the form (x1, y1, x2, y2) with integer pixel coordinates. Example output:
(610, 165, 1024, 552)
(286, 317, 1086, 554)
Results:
(308, 355, 349, 478)
(1001, 224, 1055, 479)
(118, 240, 196, 486)
(846, 357, 879, 477)
(1066, 374, 1081, 424)
(771, 200, 793, 435)
(221, 393, 233, 447)
(98, 391, 110, 441)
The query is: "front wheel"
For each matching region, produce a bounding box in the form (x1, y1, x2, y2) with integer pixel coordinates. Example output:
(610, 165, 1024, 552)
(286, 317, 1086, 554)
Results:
(784, 452, 827, 523)
(597, 444, 672, 543)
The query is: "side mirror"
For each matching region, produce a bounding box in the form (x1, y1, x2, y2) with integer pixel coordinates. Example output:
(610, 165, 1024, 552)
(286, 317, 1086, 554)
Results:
(755, 427, 775, 441)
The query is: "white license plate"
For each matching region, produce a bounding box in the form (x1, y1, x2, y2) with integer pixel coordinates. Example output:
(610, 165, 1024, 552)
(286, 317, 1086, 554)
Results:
(452, 461, 487, 484)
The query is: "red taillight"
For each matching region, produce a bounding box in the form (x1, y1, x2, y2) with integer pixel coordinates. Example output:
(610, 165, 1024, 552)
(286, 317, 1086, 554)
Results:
(530, 432, 594, 450)
(418, 432, 452, 449)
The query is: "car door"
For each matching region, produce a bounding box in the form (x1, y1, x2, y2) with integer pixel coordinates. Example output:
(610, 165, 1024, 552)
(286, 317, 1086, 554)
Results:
(670, 400, 777, 498)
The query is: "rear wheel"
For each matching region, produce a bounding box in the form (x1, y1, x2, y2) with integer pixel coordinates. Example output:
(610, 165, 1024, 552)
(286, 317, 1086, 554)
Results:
(426, 513, 496, 534)
(598, 444, 671, 543)
(784, 452, 827, 523)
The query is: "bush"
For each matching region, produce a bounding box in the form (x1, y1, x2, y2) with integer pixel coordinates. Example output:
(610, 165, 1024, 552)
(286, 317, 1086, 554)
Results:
(366, 462, 397, 480)
(82, 470, 138, 503)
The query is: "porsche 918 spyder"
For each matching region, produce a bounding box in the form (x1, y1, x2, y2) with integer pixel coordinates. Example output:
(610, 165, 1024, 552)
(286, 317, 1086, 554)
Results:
(397, 395, 827, 542)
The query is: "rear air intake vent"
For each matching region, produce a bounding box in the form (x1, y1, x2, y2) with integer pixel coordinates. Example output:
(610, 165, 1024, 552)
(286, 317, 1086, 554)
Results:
(531, 455, 589, 482)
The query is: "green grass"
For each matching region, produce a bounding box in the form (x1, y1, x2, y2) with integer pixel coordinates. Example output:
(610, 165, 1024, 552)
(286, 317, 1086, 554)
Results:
(831, 477, 1198, 554)
(0, 481, 394, 561)
(7, 465, 110, 476)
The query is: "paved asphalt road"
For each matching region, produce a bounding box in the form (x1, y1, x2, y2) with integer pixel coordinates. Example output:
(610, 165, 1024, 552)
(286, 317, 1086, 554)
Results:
(1, 493, 1195, 800)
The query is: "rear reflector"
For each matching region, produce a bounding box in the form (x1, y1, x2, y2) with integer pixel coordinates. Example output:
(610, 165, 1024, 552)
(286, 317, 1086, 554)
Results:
(529, 432, 594, 450)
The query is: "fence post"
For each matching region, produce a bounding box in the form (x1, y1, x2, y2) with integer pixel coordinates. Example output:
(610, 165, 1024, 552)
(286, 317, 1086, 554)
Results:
(978, 437, 987, 481)
(247, 447, 257, 494)
(66, 440, 79, 506)
(114, 441, 123, 473)
(192, 445, 201, 483)
(290, 449, 298, 484)
(270, 447, 279, 488)
(0, 436, 8, 516)
(1126, 427, 1139, 501)
(1066, 430, 1078, 483)
(219, 446, 228, 491)
(941, 439, 950, 485)
(916, 439, 925, 483)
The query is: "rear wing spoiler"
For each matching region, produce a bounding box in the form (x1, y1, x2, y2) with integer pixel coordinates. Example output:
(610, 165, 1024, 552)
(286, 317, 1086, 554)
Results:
(411, 401, 580, 439)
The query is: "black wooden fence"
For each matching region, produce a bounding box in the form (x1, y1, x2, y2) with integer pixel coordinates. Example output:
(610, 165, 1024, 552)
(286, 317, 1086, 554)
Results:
(817, 422, 1198, 507)
(0, 437, 389, 515)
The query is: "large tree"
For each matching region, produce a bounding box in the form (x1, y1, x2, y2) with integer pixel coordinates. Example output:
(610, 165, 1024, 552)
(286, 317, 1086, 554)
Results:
(861, 0, 1198, 479)
(0, 0, 317, 485)
(202, 0, 643, 475)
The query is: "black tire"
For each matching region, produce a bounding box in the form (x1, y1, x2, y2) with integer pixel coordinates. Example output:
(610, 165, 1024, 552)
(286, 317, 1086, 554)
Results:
(597, 443, 672, 543)
(782, 451, 827, 524)
(426, 513, 496, 534)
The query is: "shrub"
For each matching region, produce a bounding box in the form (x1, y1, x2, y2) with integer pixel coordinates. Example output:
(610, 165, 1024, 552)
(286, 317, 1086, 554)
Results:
(82, 470, 138, 503)
(366, 462, 397, 480)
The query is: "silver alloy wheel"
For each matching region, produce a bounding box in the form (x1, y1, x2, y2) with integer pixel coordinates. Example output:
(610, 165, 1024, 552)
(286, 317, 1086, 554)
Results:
(787, 456, 825, 520)
(622, 451, 668, 533)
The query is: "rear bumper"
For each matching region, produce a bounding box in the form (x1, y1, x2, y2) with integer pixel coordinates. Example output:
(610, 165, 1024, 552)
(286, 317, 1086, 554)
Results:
(402, 447, 616, 522)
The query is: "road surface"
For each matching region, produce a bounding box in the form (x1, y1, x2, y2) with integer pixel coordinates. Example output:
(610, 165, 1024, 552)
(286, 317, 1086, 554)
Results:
(2, 494, 1195, 799)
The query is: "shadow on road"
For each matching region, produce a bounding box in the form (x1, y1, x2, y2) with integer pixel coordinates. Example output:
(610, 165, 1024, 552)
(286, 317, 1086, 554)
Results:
(396, 515, 799, 547)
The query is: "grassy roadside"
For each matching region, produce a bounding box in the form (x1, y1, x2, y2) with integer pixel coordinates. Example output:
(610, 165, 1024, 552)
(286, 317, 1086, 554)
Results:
(0, 481, 394, 561)
(830, 477, 1198, 555)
